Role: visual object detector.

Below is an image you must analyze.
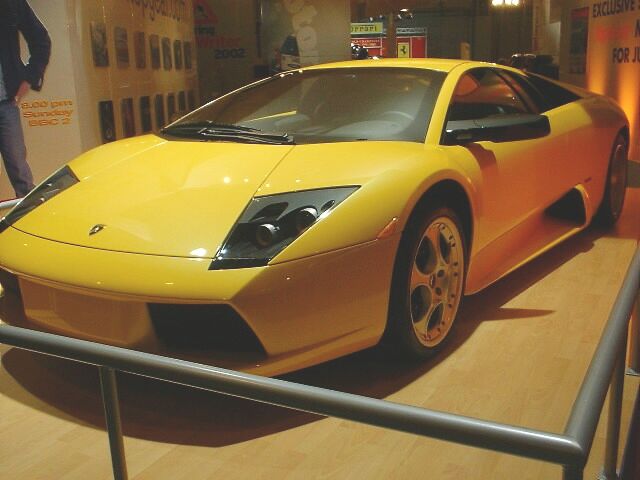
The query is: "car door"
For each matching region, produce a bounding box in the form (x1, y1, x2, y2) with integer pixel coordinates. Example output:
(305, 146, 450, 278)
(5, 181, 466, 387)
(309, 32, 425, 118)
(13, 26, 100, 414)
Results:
(500, 70, 583, 196)
(442, 67, 569, 250)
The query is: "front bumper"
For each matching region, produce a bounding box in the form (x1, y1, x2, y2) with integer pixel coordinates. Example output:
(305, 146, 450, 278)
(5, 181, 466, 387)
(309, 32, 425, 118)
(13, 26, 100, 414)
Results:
(0, 227, 400, 375)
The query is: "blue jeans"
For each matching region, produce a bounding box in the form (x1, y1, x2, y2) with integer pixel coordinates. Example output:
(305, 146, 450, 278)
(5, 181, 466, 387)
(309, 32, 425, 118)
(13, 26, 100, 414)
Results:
(0, 100, 34, 197)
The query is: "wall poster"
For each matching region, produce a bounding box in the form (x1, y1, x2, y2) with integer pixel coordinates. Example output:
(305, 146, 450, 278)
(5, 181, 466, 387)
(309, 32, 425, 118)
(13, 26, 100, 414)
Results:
(174, 40, 183, 69)
(167, 93, 176, 122)
(155, 94, 166, 129)
(140, 96, 152, 133)
(193, 0, 259, 100)
(262, 0, 351, 74)
(569, 7, 589, 74)
(162, 37, 173, 69)
(184, 41, 193, 69)
(90, 21, 109, 67)
(114, 26, 130, 67)
(90, 22, 109, 67)
(121, 98, 135, 137)
(98, 100, 115, 143)
(134, 31, 146, 69)
(150, 34, 161, 69)
(586, 0, 640, 159)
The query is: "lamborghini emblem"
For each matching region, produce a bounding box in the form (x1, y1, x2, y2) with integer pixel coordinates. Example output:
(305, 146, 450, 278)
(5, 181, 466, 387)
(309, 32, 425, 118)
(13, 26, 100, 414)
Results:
(89, 224, 106, 236)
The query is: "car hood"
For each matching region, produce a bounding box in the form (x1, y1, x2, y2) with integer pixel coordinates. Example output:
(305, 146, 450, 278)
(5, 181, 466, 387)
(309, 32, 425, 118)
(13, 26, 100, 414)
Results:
(12, 137, 295, 258)
(12, 136, 427, 258)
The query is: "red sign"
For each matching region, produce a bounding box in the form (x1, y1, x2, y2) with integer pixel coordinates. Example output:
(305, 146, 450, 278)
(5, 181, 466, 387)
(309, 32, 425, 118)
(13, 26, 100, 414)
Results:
(351, 33, 427, 58)
(193, 0, 218, 25)
(352, 37, 383, 57)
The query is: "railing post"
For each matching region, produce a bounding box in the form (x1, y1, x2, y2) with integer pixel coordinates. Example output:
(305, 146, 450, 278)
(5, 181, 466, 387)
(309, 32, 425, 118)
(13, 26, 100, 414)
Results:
(628, 292, 639, 375)
(599, 329, 627, 480)
(563, 464, 584, 480)
(98, 367, 128, 480)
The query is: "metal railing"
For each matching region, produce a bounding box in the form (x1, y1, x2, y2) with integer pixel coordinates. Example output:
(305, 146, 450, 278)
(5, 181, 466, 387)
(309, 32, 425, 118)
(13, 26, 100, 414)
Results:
(0, 247, 638, 480)
(629, 295, 640, 375)
(0, 198, 20, 211)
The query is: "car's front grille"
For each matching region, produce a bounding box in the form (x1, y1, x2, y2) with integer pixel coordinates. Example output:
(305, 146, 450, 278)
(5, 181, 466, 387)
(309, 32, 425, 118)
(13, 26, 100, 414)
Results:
(148, 303, 265, 354)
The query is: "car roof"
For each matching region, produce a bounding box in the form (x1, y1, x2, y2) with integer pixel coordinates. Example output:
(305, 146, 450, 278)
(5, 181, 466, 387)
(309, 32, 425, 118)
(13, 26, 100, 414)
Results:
(303, 58, 487, 73)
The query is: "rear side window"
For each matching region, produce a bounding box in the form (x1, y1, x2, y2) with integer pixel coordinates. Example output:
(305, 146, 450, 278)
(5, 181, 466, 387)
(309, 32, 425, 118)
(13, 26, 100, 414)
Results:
(447, 68, 529, 122)
(499, 70, 546, 113)
(525, 74, 580, 111)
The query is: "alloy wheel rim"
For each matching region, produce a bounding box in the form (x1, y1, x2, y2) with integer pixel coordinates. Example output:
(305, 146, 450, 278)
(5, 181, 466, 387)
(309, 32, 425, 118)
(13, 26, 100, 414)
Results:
(409, 216, 464, 348)
(609, 143, 627, 218)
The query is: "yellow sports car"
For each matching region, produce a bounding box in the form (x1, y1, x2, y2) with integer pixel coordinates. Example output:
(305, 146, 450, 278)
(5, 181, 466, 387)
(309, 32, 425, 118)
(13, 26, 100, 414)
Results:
(0, 59, 629, 376)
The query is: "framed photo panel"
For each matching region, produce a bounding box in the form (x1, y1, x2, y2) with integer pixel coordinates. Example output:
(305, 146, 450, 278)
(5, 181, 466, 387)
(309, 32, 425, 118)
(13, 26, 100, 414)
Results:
(162, 37, 172, 70)
(114, 27, 129, 68)
(140, 96, 152, 133)
(90, 21, 109, 67)
(154, 94, 165, 129)
(98, 100, 116, 143)
(150, 35, 161, 69)
(167, 93, 176, 122)
(174, 40, 183, 70)
(121, 98, 136, 137)
(134, 31, 146, 69)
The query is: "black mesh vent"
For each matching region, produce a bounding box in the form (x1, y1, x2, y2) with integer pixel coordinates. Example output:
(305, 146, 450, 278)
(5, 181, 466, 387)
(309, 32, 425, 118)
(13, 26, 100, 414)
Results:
(148, 304, 265, 354)
(0, 268, 20, 295)
(544, 188, 586, 225)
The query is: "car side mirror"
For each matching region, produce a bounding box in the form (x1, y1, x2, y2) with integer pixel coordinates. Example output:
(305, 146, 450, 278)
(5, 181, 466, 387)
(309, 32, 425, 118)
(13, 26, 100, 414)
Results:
(443, 113, 551, 145)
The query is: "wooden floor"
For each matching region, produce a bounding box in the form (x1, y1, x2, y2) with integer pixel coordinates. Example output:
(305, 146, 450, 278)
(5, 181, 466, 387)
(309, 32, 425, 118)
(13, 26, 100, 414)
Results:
(1, 163, 639, 479)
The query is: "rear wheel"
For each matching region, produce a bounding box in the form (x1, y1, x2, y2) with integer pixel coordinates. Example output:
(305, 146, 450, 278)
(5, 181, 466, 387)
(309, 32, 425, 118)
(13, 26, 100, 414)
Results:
(595, 134, 628, 226)
(387, 205, 466, 359)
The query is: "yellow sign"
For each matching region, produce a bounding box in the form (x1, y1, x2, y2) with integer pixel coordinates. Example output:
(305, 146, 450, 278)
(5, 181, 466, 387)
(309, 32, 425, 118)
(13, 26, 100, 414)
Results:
(350, 22, 383, 35)
(397, 42, 410, 58)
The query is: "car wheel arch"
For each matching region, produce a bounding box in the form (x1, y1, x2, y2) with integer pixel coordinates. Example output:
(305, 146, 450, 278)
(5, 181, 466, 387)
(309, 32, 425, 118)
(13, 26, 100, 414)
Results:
(402, 179, 474, 262)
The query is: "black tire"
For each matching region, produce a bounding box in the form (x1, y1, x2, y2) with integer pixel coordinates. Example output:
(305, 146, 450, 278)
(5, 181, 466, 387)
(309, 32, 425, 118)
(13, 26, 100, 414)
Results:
(387, 205, 467, 359)
(595, 133, 628, 226)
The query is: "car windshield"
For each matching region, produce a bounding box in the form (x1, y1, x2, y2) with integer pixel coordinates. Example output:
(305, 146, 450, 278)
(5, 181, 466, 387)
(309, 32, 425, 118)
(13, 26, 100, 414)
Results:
(168, 67, 446, 144)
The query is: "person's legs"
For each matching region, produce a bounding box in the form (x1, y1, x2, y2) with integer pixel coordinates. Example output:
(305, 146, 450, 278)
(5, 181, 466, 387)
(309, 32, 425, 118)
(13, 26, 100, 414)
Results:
(0, 101, 34, 197)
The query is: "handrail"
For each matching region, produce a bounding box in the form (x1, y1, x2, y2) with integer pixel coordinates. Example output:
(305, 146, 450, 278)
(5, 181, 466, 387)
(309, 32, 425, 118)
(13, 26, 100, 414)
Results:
(0, 198, 20, 210)
(0, 324, 582, 464)
(0, 247, 638, 480)
(565, 246, 640, 454)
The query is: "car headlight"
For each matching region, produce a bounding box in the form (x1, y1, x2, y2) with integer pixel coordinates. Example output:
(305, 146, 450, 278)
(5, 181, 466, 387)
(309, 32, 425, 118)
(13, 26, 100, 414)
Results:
(0, 166, 79, 234)
(210, 186, 359, 270)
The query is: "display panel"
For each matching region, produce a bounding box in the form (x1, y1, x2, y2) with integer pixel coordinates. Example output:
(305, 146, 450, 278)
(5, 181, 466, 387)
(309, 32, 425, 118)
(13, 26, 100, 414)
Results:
(114, 27, 130, 68)
(90, 21, 109, 67)
(140, 96, 152, 133)
(134, 31, 146, 69)
(98, 100, 115, 143)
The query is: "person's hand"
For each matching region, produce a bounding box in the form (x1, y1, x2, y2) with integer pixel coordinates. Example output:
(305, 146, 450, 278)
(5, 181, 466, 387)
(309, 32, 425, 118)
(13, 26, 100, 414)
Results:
(15, 81, 30, 103)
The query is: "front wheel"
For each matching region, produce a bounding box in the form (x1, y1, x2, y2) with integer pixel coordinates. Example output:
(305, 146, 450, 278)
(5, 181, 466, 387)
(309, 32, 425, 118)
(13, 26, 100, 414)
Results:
(387, 206, 466, 359)
(595, 134, 628, 226)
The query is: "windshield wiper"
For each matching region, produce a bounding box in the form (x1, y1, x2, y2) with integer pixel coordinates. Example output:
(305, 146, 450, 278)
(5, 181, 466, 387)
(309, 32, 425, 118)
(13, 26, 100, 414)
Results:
(164, 121, 262, 133)
(198, 130, 294, 145)
(161, 122, 294, 144)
